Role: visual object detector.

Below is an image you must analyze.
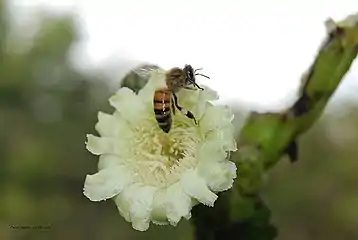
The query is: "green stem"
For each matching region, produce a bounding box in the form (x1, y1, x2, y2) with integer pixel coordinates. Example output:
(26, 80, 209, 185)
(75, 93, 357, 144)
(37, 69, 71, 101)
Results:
(193, 13, 358, 240)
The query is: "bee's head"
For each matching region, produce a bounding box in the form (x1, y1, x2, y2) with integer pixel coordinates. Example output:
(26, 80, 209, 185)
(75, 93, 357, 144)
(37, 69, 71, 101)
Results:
(184, 64, 195, 82)
(184, 64, 208, 90)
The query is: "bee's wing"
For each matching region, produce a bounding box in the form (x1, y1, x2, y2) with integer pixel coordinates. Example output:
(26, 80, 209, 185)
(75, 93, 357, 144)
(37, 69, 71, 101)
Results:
(131, 64, 162, 78)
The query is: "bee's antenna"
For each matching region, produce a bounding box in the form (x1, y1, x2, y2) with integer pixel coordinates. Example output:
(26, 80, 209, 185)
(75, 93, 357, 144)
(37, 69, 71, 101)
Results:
(194, 68, 203, 73)
(195, 73, 210, 79)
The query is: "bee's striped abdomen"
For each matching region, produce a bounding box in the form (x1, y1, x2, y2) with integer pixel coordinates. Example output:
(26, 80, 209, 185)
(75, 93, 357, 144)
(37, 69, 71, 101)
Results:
(153, 89, 172, 133)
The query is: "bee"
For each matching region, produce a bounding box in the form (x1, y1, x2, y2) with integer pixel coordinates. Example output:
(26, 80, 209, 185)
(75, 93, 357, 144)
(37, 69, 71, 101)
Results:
(133, 64, 209, 133)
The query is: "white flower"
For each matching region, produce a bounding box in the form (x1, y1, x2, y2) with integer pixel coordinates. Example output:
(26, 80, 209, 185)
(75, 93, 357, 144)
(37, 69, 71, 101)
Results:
(83, 69, 238, 231)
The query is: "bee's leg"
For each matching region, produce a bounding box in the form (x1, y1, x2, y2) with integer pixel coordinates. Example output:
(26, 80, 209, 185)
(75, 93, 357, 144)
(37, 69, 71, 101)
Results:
(173, 93, 198, 125)
(171, 97, 176, 115)
(183, 85, 204, 91)
(193, 83, 204, 90)
(183, 86, 196, 90)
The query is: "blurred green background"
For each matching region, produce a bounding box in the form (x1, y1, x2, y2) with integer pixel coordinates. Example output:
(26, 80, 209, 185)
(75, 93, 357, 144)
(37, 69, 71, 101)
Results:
(1, 1, 358, 239)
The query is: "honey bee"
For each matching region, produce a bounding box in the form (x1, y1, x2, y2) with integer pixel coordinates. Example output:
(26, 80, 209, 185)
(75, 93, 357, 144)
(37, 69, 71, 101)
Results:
(133, 64, 209, 133)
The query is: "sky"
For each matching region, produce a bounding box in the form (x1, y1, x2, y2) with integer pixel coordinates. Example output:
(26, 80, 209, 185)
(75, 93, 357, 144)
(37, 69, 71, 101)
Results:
(10, 0, 358, 111)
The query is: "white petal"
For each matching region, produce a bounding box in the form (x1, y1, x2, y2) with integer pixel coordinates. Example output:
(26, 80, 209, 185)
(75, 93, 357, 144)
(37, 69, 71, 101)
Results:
(205, 128, 237, 152)
(200, 104, 234, 133)
(175, 90, 201, 120)
(200, 85, 219, 101)
(138, 70, 167, 106)
(98, 154, 124, 170)
(152, 220, 169, 225)
(86, 135, 131, 157)
(176, 89, 199, 111)
(109, 87, 146, 125)
(83, 166, 133, 201)
(151, 189, 169, 224)
(95, 111, 133, 138)
(176, 85, 218, 120)
(113, 192, 131, 222)
(111, 111, 137, 138)
(130, 186, 157, 231)
(151, 183, 192, 226)
(86, 135, 114, 155)
(180, 170, 217, 207)
(196, 139, 227, 163)
(220, 127, 238, 152)
(198, 161, 237, 192)
(95, 112, 116, 137)
(115, 184, 157, 231)
(194, 86, 219, 120)
(164, 182, 193, 225)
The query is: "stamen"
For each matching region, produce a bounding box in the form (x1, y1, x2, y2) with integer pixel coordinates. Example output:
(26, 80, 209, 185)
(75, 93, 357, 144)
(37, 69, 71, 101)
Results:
(129, 117, 201, 187)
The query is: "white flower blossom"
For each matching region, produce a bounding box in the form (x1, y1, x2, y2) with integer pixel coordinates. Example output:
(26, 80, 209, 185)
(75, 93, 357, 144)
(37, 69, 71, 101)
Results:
(83, 69, 238, 231)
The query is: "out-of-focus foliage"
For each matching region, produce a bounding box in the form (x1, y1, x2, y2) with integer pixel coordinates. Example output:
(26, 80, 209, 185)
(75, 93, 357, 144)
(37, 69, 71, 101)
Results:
(1, 2, 358, 240)
(0, 2, 193, 240)
(264, 104, 358, 240)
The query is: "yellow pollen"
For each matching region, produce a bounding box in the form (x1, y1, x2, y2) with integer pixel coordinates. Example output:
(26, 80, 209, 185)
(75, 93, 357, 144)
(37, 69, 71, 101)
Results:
(129, 117, 201, 187)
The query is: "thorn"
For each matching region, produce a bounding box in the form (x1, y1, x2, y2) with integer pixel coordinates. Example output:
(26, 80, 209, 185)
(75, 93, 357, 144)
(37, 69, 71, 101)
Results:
(284, 140, 299, 163)
(292, 92, 310, 117)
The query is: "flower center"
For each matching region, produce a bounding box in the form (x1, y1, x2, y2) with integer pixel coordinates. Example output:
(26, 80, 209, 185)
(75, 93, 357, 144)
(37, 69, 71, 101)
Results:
(129, 115, 201, 188)
(160, 137, 185, 166)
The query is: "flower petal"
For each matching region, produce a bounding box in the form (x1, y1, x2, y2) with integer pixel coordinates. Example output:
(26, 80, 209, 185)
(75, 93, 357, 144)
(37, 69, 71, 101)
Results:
(198, 161, 237, 192)
(176, 85, 218, 120)
(138, 69, 167, 106)
(205, 128, 238, 152)
(152, 220, 169, 225)
(176, 89, 200, 112)
(196, 139, 227, 163)
(109, 87, 146, 125)
(86, 135, 131, 157)
(95, 112, 116, 137)
(180, 170, 217, 207)
(113, 192, 131, 222)
(115, 184, 157, 231)
(95, 111, 132, 138)
(164, 182, 192, 225)
(200, 104, 234, 133)
(193, 86, 219, 120)
(200, 85, 219, 101)
(151, 182, 192, 226)
(220, 127, 238, 152)
(98, 154, 124, 170)
(83, 166, 133, 201)
(86, 134, 114, 155)
(151, 189, 168, 224)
